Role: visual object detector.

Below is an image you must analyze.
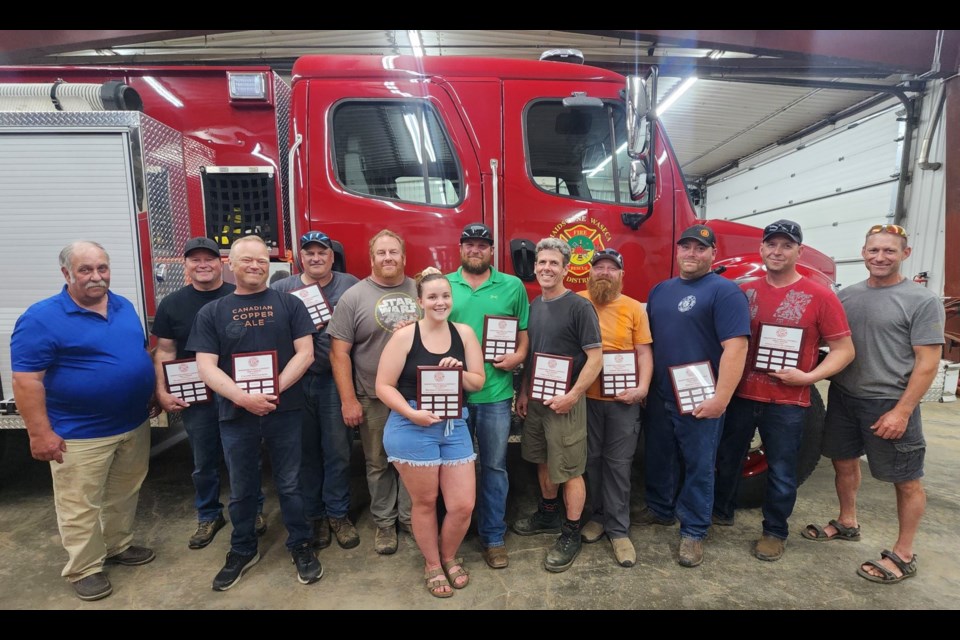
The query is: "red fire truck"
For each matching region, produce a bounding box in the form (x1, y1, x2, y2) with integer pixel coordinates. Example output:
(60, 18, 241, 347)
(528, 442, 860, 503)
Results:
(0, 55, 831, 504)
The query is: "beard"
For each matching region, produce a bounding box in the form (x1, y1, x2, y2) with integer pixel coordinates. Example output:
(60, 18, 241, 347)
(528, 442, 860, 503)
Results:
(460, 255, 491, 276)
(372, 261, 403, 281)
(587, 275, 622, 305)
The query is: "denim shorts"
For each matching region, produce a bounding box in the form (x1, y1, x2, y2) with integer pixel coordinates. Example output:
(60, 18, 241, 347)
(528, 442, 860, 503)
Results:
(822, 385, 925, 483)
(384, 401, 476, 467)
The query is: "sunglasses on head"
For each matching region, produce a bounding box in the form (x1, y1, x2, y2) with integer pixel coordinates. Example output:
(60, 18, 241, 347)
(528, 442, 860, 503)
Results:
(868, 224, 907, 238)
(594, 248, 622, 260)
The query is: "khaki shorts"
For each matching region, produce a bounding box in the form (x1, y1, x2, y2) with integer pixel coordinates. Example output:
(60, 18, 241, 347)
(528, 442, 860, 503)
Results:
(521, 396, 587, 484)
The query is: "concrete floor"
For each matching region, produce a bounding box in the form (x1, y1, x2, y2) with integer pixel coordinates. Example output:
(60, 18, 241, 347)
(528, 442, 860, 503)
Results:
(1, 383, 958, 610)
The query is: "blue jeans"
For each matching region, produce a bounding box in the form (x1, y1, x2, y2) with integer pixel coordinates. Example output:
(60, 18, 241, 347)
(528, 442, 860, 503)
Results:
(220, 410, 311, 555)
(714, 397, 806, 540)
(644, 387, 724, 541)
(466, 399, 512, 548)
(181, 401, 264, 522)
(301, 373, 353, 521)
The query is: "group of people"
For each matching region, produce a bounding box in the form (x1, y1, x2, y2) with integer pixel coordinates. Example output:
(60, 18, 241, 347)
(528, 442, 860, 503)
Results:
(9, 217, 944, 602)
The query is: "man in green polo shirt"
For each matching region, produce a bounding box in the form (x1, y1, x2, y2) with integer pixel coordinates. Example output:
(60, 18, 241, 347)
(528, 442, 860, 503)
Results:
(447, 222, 530, 569)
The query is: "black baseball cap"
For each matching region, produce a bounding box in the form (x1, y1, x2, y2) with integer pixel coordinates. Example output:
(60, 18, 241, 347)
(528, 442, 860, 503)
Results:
(460, 222, 493, 244)
(591, 248, 624, 269)
(677, 224, 717, 247)
(762, 219, 803, 244)
(183, 236, 220, 257)
(300, 230, 333, 250)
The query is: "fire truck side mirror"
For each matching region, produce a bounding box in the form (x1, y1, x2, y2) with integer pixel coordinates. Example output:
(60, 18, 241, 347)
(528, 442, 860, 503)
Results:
(510, 238, 536, 282)
(626, 75, 650, 160)
(629, 159, 648, 201)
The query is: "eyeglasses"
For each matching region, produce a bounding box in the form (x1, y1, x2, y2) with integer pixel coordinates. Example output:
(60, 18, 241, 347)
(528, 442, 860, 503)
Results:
(868, 224, 907, 238)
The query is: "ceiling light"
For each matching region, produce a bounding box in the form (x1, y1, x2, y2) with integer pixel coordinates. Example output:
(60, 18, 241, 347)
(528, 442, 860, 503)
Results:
(657, 77, 697, 117)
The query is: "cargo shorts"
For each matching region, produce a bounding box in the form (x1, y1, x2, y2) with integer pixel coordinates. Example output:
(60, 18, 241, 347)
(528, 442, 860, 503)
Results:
(521, 396, 587, 484)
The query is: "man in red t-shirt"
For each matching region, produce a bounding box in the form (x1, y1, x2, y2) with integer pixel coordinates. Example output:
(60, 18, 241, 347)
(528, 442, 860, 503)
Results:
(713, 220, 855, 561)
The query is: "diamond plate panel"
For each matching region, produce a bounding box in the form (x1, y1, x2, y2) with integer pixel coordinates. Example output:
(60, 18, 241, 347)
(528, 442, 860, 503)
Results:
(139, 116, 189, 303)
(274, 73, 292, 256)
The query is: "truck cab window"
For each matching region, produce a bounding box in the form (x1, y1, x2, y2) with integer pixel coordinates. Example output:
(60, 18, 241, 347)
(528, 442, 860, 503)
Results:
(332, 101, 463, 207)
(527, 101, 646, 206)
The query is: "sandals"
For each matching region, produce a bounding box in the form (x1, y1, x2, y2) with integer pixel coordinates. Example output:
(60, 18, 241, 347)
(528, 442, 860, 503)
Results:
(857, 549, 918, 584)
(424, 566, 454, 598)
(441, 557, 469, 589)
(801, 519, 861, 542)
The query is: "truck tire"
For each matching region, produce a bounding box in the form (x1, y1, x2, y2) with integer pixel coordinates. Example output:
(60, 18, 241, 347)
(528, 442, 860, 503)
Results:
(735, 386, 827, 509)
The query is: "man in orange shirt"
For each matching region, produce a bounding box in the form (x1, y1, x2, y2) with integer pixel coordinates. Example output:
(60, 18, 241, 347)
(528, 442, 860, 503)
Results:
(577, 249, 653, 567)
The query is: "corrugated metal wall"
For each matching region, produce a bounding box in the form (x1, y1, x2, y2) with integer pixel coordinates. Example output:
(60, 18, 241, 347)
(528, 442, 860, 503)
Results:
(903, 80, 947, 297)
(702, 81, 945, 296)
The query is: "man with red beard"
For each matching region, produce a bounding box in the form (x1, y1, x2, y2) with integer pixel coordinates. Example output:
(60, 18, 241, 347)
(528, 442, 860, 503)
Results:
(576, 248, 653, 567)
(328, 229, 418, 555)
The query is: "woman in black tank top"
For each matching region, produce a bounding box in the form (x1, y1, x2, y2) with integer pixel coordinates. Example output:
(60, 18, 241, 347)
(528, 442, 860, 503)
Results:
(376, 269, 485, 598)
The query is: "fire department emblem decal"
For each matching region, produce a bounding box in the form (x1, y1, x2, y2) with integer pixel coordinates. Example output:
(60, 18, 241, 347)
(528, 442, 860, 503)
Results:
(555, 223, 605, 278)
(678, 295, 697, 313)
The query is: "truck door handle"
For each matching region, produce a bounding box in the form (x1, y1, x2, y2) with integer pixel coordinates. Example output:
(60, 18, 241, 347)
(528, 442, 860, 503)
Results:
(510, 238, 536, 282)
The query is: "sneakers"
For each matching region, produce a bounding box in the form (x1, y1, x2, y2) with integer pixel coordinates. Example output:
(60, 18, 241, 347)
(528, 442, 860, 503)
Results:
(375, 525, 398, 555)
(512, 509, 562, 536)
(291, 543, 323, 584)
(611, 537, 636, 567)
(329, 516, 360, 549)
(312, 518, 332, 550)
(581, 520, 605, 543)
(481, 545, 509, 569)
(255, 513, 267, 537)
(631, 507, 677, 527)
(212, 550, 260, 591)
(544, 529, 582, 573)
(678, 536, 704, 567)
(753, 534, 786, 561)
(189, 514, 227, 549)
(72, 573, 112, 601)
(105, 545, 156, 566)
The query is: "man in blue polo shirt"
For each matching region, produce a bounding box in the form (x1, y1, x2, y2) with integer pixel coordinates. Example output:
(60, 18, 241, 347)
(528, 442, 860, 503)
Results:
(11, 241, 157, 602)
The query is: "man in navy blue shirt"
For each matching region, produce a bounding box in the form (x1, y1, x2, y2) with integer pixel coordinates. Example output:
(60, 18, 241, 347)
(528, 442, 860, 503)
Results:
(153, 236, 267, 550)
(12, 241, 157, 602)
(188, 235, 321, 590)
(636, 225, 750, 568)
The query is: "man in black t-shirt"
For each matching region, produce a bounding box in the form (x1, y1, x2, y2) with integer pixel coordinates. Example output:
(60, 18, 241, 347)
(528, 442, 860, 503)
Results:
(152, 237, 266, 551)
(513, 237, 602, 574)
(187, 236, 321, 590)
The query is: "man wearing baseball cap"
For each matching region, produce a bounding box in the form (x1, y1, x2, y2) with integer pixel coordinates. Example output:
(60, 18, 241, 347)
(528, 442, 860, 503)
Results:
(152, 236, 267, 550)
(576, 248, 653, 567)
(637, 224, 750, 568)
(446, 222, 529, 568)
(272, 231, 361, 551)
(713, 220, 854, 562)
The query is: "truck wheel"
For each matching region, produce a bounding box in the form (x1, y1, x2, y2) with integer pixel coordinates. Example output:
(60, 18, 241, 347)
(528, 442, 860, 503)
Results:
(735, 386, 827, 508)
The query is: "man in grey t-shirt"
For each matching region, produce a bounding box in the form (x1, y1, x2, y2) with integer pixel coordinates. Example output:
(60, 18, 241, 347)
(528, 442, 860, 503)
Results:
(327, 229, 419, 555)
(273, 231, 360, 551)
(803, 224, 944, 585)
